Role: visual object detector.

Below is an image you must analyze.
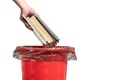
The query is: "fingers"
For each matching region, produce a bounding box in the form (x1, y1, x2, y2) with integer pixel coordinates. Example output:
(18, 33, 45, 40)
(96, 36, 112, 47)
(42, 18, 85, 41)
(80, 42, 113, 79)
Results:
(20, 16, 33, 30)
(20, 8, 35, 31)
(24, 22, 33, 30)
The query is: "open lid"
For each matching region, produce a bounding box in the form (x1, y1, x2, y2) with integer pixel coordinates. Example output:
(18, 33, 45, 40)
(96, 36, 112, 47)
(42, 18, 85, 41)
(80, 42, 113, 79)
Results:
(13, 46, 77, 61)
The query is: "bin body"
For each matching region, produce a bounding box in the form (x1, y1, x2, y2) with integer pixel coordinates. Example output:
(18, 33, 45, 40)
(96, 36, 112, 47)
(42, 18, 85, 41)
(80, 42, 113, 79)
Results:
(22, 61, 67, 80)
(13, 46, 76, 80)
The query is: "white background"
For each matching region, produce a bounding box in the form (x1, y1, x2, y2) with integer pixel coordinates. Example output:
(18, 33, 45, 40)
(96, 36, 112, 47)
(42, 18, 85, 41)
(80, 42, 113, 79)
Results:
(0, 0, 120, 80)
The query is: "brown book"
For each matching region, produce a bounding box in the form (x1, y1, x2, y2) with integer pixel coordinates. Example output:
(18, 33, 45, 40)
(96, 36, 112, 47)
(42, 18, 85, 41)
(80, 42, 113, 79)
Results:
(34, 13, 59, 42)
(22, 13, 59, 47)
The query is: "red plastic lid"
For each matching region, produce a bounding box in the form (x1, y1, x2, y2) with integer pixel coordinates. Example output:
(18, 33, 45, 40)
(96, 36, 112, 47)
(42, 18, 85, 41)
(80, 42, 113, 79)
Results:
(13, 46, 77, 61)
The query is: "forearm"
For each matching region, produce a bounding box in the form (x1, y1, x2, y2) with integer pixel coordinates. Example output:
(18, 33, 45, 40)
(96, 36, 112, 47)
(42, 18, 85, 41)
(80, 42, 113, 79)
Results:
(13, 0, 29, 10)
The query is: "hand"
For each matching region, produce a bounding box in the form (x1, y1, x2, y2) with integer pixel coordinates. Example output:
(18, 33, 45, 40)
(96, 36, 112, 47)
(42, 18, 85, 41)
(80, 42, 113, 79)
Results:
(13, 0, 35, 30)
(20, 7, 34, 30)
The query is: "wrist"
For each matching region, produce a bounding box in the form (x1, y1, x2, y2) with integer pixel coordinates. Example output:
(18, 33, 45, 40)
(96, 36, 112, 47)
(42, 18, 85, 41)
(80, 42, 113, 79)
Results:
(13, 0, 30, 10)
(20, 2, 30, 10)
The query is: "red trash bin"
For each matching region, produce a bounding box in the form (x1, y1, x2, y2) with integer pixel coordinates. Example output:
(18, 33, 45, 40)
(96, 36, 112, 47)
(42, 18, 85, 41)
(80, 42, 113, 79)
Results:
(13, 46, 76, 80)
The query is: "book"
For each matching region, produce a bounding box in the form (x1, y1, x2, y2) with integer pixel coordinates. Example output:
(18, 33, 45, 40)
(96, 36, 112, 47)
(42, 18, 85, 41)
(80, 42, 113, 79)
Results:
(22, 13, 59, 47)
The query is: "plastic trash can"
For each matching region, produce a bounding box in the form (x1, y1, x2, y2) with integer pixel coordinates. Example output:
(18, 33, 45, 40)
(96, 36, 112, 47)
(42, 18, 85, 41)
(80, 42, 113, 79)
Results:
(13, 46, 76, 80)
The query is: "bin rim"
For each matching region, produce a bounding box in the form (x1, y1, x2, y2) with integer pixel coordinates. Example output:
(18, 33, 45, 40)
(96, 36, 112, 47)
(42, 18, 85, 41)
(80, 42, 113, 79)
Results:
(13, 46, 77, 61)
